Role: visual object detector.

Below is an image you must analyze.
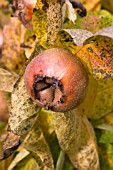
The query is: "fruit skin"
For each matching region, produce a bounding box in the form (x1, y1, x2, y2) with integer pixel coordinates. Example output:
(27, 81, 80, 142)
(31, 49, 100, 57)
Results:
(24, 48, 88, 112)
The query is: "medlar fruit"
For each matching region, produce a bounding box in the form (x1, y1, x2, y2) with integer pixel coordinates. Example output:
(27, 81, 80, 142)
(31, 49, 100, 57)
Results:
(24, 48, 88, 112)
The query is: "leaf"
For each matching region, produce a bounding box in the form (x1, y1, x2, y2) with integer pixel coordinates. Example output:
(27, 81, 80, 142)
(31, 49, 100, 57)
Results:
(8, 42, 44, 136)
(1, 132, 20, 160)
(63, 155, 75, 170)
(8, 43, 45, 136)
(85, 36, 113, 79)
(8, 75, 40, 136)
(101, 112, 113, 126)
(64, 26, 113, 47)
(91, 112, 113, 130)
(95, 26, 113, 39)
(55, 150, 65, 170)
(96, 129, 113, 144)
(56, 30, 79, 54)
(17, 157, 39, 170)
(77, 36, 113, 79)
(98, 143, 113, 170)
(8, 152, 39, 170)
(7, 149, 29, 170)
(37, 109, 54, 139)
(64, 28, 93, 46)
(52, 110, 99, 169)
(96, 124, 113, 131)
(62, 0, 77, 24)
(23, 122, 54, 170)
(0, 68, 18, 92)
(77, 76, 113, 119)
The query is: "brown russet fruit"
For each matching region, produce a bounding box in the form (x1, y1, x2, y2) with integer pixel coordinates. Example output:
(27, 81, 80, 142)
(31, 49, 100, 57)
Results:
(24, 48, 88, 112)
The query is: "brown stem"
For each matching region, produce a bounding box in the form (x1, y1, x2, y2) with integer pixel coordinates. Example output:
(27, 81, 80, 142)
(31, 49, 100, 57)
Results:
(47, 0, 62, 46)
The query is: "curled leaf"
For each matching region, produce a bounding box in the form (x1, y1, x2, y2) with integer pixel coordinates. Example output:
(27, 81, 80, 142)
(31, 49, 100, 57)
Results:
(23, 122, 54, 170)
(56, 150, 65, 170)
(64, 28, 93, 46)
(95, 26, 113, 39)
(7, 149, 30, 170)
(8, 43, 45, 136)
(52, 110, 99, 170)
(62, 0, 77, 24)
(8, 75, 40, 136)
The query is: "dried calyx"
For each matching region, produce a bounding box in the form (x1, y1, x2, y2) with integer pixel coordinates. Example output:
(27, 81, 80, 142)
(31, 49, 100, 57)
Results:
(24, 48, 88, 112)
(32, 75, 65, 110)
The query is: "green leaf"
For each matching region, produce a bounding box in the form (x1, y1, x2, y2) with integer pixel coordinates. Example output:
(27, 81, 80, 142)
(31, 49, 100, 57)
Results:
(99, 143, 113, 170)
(96, 129, 113, 143)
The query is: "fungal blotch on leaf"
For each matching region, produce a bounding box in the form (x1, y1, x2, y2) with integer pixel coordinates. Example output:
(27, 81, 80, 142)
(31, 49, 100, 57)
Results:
(24, 48, 88, 112)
